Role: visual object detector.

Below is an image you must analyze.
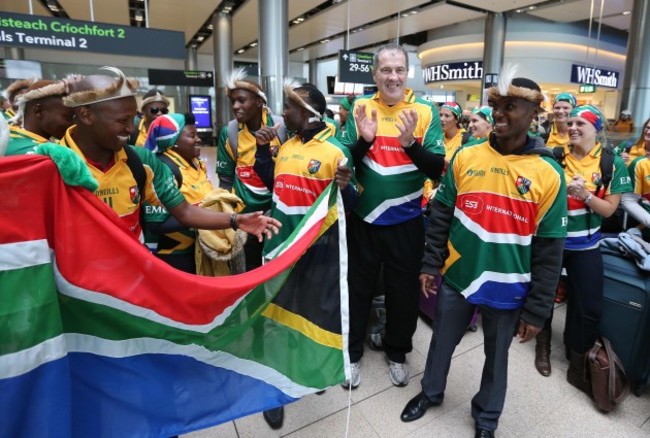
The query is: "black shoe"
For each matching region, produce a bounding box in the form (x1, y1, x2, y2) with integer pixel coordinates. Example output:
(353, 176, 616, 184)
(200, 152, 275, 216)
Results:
(263, 407, 284, 430)
(475, 428, 495, 438)
(400, 392, 438, 422)
(315, 390, 326, 395)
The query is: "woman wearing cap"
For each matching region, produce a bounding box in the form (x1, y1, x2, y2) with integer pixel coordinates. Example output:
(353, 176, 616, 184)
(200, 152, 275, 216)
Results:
(439, 102, 468, 160)
(144, 112, 214, 273)
(542, 93, 576, 148)
(467, 106, 493, 144)
(546, 105, 631, 391)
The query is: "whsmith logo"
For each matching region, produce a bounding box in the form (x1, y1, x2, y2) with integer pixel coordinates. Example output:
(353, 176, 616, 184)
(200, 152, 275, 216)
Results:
(423, 61, 483, 83)
(571, 64, 619, 89)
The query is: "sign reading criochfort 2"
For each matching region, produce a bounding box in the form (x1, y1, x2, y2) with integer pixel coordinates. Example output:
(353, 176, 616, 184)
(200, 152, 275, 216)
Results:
(0, 12, 185, 59)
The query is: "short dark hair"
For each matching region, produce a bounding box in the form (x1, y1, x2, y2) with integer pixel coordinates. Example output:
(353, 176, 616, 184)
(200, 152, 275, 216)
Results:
(184, 112, 196, 125)
(295, 83, 326, 116)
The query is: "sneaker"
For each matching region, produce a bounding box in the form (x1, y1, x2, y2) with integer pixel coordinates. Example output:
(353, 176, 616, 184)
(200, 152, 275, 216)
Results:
(342, 362, 361, 389)
(389, 361, 410, 387)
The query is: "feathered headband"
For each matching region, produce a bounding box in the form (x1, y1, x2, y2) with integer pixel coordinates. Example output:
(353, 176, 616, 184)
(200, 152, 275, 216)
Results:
(63, 66, 139, 107)
(225, 67, 267, 103)
(283, 79, 322, 122)
(486, 64, 544, 106)
(2, 78, 35, 102)
(10, 77, 78, 125)
(141, 91, 169, 110)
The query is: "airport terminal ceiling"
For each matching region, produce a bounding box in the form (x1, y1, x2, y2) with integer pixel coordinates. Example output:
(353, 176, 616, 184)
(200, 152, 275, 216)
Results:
(0, 0, 634, 64)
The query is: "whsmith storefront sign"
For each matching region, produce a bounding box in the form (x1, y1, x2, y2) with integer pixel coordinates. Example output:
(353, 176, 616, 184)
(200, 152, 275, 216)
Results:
(570, 64, 619, 89)
(0, 12, 184, 59)
(423, 61, 483, 83)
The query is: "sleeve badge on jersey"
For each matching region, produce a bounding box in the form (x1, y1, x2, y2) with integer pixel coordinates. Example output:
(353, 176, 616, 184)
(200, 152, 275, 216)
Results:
(307, 159, 322, 174)
(515, 176, 531, 195)
(129, 185, 141, 204)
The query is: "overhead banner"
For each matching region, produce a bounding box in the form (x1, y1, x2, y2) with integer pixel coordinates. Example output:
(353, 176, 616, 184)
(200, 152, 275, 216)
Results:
(423, 61, 483, 83)
(570, 64, 619, 89)
(148, 69, 214, 87)
(338, 50, 374, 84)
(0, 12, 185, 59)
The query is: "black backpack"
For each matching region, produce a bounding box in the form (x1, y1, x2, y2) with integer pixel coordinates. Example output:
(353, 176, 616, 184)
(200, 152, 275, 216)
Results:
(157, 153, 183, 187)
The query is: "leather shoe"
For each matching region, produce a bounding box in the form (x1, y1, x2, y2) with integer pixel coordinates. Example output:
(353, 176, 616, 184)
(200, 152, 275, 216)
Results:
(475, 428, 495, 438)
(400, 392, 438, 422)
(263, 407, 284, 430)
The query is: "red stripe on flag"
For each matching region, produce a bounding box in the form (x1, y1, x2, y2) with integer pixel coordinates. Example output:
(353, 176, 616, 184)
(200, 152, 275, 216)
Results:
(0, 155, 327, 325)
(456, 192, 538, 236)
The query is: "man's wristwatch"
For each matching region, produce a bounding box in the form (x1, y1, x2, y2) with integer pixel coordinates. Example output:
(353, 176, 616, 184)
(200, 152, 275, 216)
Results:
(583, 193, 593, 205)
(402, 138, 416, 149)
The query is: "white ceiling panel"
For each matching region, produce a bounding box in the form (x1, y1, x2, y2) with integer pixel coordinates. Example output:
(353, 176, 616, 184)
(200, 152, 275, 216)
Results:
(59, 0, 130, 25)
(150, 0, 219, 43)
(600, 14, 632, 31)
(454, 0, 544, 13)
(528, 0, 633, 23)
(0, 0, 50, 16)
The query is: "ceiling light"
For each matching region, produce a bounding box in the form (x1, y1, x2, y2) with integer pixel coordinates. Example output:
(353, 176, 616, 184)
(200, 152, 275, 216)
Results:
(622, 10, 631, 15)
(297, 47, 305, 51)
(134, 10, 144, 22)
(250, 42, 258, 47)
(46, 0, 59, 11)
(207, 24, 213, 30)
(320, 39, 330, 43)
(528, 5, 536, 10)
(332, 0, 343, 3)
(197, 35, 205, 42)
(237, 48, 245, 54)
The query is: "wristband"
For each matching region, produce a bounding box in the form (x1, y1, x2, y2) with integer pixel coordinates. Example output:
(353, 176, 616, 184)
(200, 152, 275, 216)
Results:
(230, 213, 239, 230)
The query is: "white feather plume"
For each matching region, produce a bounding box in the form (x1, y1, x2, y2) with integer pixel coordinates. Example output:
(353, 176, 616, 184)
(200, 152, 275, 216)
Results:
(0, 116, 8, 157)
(497, 63, 519, 96)
(225, 67, 248, 89)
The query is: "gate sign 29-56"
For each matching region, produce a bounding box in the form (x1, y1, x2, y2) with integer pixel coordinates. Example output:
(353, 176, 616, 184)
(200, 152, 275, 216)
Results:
(338, 50, 374, 84)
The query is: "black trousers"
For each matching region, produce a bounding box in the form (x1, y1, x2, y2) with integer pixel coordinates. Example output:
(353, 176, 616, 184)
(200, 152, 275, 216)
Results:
(156, 253, 195, 274)
(347, 213, 424, 363)
(421, 282, 520, 432)
(563, 248, 603, 354)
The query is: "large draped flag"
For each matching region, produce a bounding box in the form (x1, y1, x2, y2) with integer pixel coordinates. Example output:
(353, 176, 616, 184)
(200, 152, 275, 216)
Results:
(0, 155, 350, 437)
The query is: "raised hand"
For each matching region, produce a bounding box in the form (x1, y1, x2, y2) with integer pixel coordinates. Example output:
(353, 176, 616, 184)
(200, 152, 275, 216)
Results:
(335, 157, 351, 190)
(254, 123, 281, 146)
(396, 109, 418, 148)
(354, 104, 378, 143)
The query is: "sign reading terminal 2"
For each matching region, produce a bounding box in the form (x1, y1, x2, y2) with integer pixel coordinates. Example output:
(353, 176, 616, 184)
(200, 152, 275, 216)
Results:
(0, 12, 184, 59)
(423, 61, 483, 83)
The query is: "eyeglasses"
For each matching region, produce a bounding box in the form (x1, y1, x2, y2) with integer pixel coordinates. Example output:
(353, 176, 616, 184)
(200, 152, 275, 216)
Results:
(149, 107, 169, 115)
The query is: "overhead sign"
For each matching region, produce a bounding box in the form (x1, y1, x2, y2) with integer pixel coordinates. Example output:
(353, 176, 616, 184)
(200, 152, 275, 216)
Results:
(148, 69, 214, 87)
(483, 73, 499, 88)
(338, 50, 374, 84)
(0, 12, 185, 59)
(423, 61, 483, 83)
(579, 84, 597, 93)
(570, 64, 619, 89)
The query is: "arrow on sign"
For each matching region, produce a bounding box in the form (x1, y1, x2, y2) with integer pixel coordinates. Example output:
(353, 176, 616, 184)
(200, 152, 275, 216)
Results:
(342, 54, 348, 60)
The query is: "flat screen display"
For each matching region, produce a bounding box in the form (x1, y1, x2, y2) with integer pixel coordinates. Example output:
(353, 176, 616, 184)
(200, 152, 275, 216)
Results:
(189, 95, 212, 130)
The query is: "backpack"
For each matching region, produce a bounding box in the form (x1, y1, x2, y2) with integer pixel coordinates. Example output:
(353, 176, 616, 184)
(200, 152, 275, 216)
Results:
(226, 114, 287, 161)
(157, 153, 183, 187)
(123, 146, 147, 233)
(128, 115, 142, 146)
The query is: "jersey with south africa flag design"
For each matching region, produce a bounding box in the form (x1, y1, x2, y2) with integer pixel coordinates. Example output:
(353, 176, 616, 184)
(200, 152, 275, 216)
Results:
(435, 139, 567, 309)
(342, 88, 444, 225)
(560, 143, 631, 251)
(263, 127, 355, 257)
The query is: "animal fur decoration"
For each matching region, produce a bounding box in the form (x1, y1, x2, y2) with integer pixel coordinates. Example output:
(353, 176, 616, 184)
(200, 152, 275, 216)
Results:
(283, 78, 322, 121)
(225, 67, 267, 103)
(63, 66, 139, 107)
(2, 78, 35, 102)
(486, 63, 544, 105)
(10, 78, 76, 125)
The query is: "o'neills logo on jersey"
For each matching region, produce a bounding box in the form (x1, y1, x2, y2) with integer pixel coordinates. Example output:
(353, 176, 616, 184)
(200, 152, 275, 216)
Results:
(308, 159, 321, 174)
(516, 176, 531, 195)
(592, 172, 602, 185)
(423, 61, 483, 83)
(129, 185, 141, 204)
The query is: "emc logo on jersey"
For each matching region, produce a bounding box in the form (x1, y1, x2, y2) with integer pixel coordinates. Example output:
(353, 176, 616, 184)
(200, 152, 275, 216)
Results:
(308, 159, 322, 174)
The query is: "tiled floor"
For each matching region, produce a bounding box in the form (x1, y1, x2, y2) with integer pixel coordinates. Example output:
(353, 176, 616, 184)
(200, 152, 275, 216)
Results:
(191, 147, 650, 438)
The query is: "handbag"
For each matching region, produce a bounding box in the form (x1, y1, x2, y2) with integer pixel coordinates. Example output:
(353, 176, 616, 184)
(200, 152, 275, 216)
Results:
(586, 337, 631, 412)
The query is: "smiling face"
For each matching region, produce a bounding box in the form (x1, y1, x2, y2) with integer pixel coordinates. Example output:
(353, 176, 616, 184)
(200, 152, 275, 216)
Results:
(175, 123, 201, 162)
(489, 96, 537, 142)
(372, 50, 408, 106)
(468, 113, 492, 138)
(553, 100, 573, 124)
(567, 116, 597, 148)
(229, 89, 262, 125)
(84, 97, 137, 152)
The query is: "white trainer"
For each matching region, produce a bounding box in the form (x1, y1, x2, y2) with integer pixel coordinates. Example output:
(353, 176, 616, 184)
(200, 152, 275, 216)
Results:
(389, 361, 410, 387)
(342, 361, 361, 389)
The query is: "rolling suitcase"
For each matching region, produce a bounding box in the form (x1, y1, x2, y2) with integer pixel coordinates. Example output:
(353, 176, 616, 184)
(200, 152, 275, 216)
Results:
(600, 247, 650, 395)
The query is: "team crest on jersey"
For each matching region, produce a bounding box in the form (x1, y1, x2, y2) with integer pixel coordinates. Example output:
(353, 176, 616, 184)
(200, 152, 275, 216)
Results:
(516, 176, 531, 195)
(308, 159, 321, 174)
(129, 185, 141, 204)
(592, 172, 602, 185)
